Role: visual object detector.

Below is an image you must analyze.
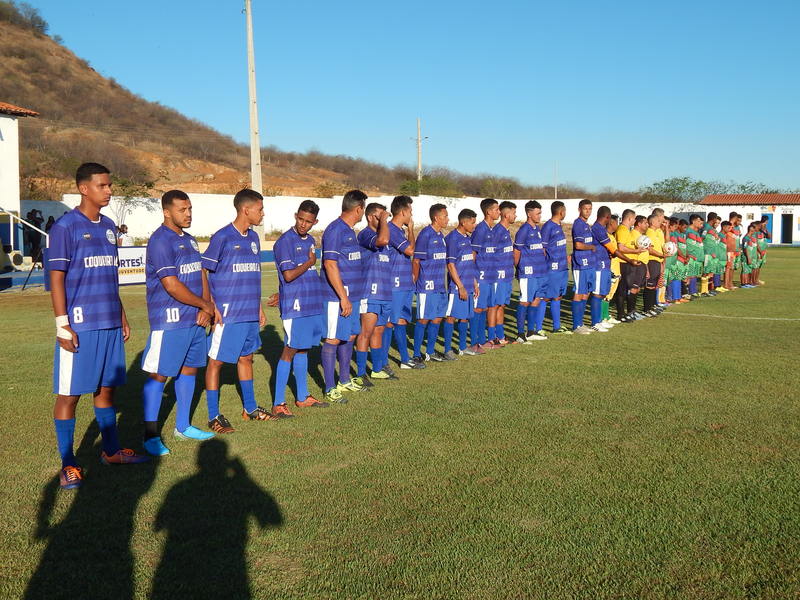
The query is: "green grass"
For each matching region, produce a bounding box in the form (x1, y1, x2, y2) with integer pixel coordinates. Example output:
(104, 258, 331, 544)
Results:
(1, 249, 799, 599)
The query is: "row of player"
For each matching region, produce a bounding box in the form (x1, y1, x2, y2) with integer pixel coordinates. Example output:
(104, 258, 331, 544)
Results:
(48, 163, 768, 489)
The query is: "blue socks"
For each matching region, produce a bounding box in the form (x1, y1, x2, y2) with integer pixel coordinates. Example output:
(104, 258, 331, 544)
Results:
(337, 340, 354, 384)
(590, 296, 602, 326)
(206, 389, 220, 419)
(535, 302, 546, 331)
(469, 314, 480, 346)
(571, 299, 587, 329)
(426, 321, 439, 355)
(457, 321, 468, 351)
(526, 305, 536, 332)
(143, 377, 166, 423)
(495, 324, 504, 341)
(293, 352, 309, 399)
(54, 418, 76, 467)
(689, 278, 697, 294)
(174, 373, 195, 432)
(477, 311, 487, 344)
(274, 359, 291, 406)
(393, 325, 409, 363)
(355, 350, 368, 377)
(93, 406, 120, 457)
(381, 327, 392, 367)
(240, 379, 257, 413)
(321, 342, 338, 392)
(370, 347, 383, 373)
(516, 305, 526, 335)
(714, 274, 721, 287)
(550, 300, 561, 330)
(413, 322, 426, 357)
(443, 321, 455, 353)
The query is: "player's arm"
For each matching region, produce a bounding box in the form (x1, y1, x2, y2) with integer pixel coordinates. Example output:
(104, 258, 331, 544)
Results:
(278, 238, 316, 282)
(411, 258, 420, 283)
(120, 301, 131, 342)
(323, 259, 352, 316)
(374, 210, 390, 247)
(50, 270, 78, 352)
(447, 263, 468, 301)
(161, 276, 215, 314)
(412, 230, 428, 283)
(513, 248, 521, 266)
(573, 241, 595, 251)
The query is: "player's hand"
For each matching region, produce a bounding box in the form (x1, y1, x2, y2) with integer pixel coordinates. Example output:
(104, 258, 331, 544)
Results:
(632, 260, 641, 266)
(121, 314, 131, 343)
(196, 310, 212, 328)
(458, 285, 467, 301)
(213, 305, 222, 327)
(259, 306, 267, 327)
(308, 248, 317, 266)
(266, 293, 279, 308)
(406, 217, 414, 230)
(57, 325, 79, 353)
(379, 210, 389, 223)
(340, 296, 352, 317)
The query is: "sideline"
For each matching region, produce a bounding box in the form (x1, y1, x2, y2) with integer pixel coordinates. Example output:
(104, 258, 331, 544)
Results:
(663, 312, 800, 321)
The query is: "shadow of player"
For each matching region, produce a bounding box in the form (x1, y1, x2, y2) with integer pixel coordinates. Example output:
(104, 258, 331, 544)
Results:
(149, 438, 283, 600)
(24, 350, 159, 600)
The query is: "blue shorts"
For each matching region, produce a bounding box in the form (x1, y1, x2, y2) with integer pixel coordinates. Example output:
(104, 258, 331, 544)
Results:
(208, 321, 261, 363)
(417, 292, 447, 320)
(446, 292, 475, 320)
(518, 276, 548, 303)
(283, 314, 323, 349)
(592, 269, 612, 296)
(475, 281, 497, 309)
(360, 298, 391, 327)
(572, 269, 596, 295)
(546, 270, 569, 299)
(390, 290, 413, 323)
(53, 327, 126, 395)
(142, 325, 208, 377)
(324, 299, 361, 341)
(493, 280, 512, 305)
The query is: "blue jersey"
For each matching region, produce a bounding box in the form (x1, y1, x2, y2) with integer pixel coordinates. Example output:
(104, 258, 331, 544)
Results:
(541, 219, 568, 272)
(273, 227, 323, 319)
(414, 225, 447, 293)
(471, 220, 497, 283)
(358, 227, 392, 302)
(495, 224, 514, 281)
(47, 208, 121, 332)
(145, 225, 203, 331)
(387, 221, 413, 292)
(320, 217, 365, 301)
(201, 223, 261, 324)
(445, 229, 478, 293)
(571, 217, 596, 270)
(514, 222, 547, 277)
(591, 222, 613, 271)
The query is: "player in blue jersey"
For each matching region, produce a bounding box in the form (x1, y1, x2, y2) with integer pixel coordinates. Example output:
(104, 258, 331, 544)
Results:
(570, 199, 597, 334)
(589, 205, 617, 332)
(494, 201, 517, 345)
(49, 163, 148, 489)
(203, 189, 273, 431)
(320, 190, 369, 401)
(513, 200, 549, 343)
(271, 200, 330, 416)
(444, 208, 482, 358)
(354, 202, 395, 387)
(141, 190, 217, 456)
(471, 198, 501, 349)
(386, 195, 422, 370)
(541, 201, 572, 335)
(412, 203, 450, 363)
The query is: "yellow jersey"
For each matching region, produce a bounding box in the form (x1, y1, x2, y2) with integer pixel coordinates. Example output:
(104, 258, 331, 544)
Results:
(616, 226, 649, 264)
(646, 227, 665, 263)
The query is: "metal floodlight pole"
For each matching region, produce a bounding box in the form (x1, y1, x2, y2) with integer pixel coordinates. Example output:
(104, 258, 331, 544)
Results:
(245, 0, 263, 196)
(417, 118, 422, 183)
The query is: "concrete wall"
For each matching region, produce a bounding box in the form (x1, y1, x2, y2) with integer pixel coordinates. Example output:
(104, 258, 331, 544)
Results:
(0, 114, 21, 215)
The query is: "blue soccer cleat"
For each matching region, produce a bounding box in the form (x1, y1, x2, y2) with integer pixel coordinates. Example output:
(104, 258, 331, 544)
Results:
(173, 426, 215, 441)
(143, 436, 171, 456)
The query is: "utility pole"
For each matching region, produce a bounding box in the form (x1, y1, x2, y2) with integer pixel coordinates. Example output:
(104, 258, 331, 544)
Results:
(416, 118, 423, 184)
(245, 0, 262, 196)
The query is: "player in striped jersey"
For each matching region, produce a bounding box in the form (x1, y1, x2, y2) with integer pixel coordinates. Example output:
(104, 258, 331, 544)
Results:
(514, 201, 549, 341)
(444, 209, 481, 357)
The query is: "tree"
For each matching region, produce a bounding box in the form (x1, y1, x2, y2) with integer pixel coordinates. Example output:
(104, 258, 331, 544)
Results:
(399, 175, 462, 197)
(108, 176, 157, 226)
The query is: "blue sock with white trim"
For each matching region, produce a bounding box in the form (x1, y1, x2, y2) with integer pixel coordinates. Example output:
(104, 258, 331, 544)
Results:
(174, 373, 196, 432)
(93, 406, 121, 456)
(54, 418, 76, 468)
(274, 360, 291, 406)
(240, 379, 257, 413)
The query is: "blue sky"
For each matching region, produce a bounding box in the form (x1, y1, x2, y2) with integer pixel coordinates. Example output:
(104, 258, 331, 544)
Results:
(28, 0, 800, 191)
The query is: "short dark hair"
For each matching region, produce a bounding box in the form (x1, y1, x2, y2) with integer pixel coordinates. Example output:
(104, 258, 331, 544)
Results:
(524, 200, 541, 212)
(621, 208, 635, 220)
(499, 201, 516, 212)
(597, 206, 611, 219)
(679, 219, 689, 226)
(729, 211, 738, 219)
(551, 201, 565, 216)
(458, 208, 477, 222)
(479, 198, 498, 215)
(391, 195, 413, 215)
(429, 203, 447, 221)
(342, 189, 368, 212)
(578, 199, 592, 209)
(634, 215, 647, 227)
(162, 189, 190, 208)
(689, 214, 702, 223)
(668, 217, 678, 226)
(365, 202, 386, 217)
(747, 222, 756, 231)
(721, 220, 731, 227)
(609, 214, 619, 222)
(233, 188, 263, 210)
(759, 215, 769, 223)
(707, 212, 719, 221)
(76, 162, 110, 185)
(647, 214, 659, 225)
(297, 199, 319, 216)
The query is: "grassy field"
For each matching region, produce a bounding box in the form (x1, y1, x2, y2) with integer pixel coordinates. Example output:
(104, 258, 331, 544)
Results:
(1, 248, 799, 600)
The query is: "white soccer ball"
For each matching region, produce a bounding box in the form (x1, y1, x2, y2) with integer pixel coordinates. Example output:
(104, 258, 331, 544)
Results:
(636, 235, 652, 249)
(664, 241, 677, 256)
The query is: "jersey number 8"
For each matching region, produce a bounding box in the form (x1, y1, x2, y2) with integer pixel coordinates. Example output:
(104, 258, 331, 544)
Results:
(72, 306, 84, 323)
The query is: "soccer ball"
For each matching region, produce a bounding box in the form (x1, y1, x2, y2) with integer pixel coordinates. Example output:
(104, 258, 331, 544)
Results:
(636, 235, 652, 249)
(664, 241, 677, 256)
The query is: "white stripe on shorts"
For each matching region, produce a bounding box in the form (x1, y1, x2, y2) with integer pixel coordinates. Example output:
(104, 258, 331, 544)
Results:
(359, 297, 368, 314)
(58, 346, 74, 396)
(418, 293, 428, 320)
(446, 293, 455, 317)
(208, 324, 225, 360)
(594, 270, 602, 294)
(326, 301, 340, 339)
(519, 278, 529, 303)
(573, 269, 582, 290)
(282, 318, 292, 342)
(142, 330, 164, 373)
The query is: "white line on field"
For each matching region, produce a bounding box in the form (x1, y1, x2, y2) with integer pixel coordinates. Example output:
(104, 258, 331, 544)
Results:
(664, 312, 800, 321)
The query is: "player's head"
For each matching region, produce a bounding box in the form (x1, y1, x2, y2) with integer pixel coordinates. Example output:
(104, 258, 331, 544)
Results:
(365, 202, 387, 229)
(634, 215, 648, 232)
(162, 189, 192, 229)
(458, 208, 477, 234)
(499, 201, 517, 224)
(429, 203, 448, 229)
(721, 220, 731, 231)
(621, 208, 635, 225)
(596, 205, 611, 225)
(668, 216, 678, 231)
(689, 214, 703, 228)
(647, 214, 659, 228)
(729, 211, 737, 220)
(578, 199, 592, 220)
(294, 199, 319, 236)
(75, 162, 112, 207)
(524, 200, 542, 224)
(607, 213, 619, 234)
(119, 224, 128, 234)
(551, 201, 566, 219)
(651, 207, 665, 226)
(342, 189, 367, 222)
(759, 215, 769, 224)
(480, 198, 500, 222)
(390, 195, 413, 223)
(234, 188, 264, 226)
(747, 222, 756, 233)
(678, 218, 688, 232)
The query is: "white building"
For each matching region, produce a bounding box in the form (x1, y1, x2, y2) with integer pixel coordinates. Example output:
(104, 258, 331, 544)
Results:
(699, 194, 800, 245)
(0, 101, 39, 250)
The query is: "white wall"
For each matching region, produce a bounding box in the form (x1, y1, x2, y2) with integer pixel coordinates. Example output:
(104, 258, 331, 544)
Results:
(0, 114, 21, 214)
